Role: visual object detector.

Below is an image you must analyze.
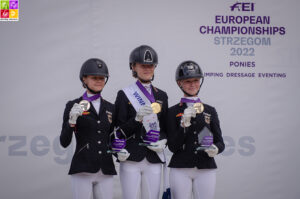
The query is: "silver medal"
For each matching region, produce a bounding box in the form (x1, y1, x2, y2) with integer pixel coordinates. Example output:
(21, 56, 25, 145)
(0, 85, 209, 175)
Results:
(79, 100, 90, 111)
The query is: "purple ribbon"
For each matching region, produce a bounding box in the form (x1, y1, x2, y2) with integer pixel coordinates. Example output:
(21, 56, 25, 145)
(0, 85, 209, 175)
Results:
(143, 130, 160, 143)
(136, 80, 155, 103)
(112, 139, 126, 152)
(180, 98, 201, 104)
(82, 91, 101, 102)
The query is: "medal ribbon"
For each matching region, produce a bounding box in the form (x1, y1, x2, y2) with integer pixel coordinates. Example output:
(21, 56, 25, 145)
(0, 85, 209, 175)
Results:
(82, 91, 101, 102)
(180, 98, 201, 104)
(136, 80, 155, 103)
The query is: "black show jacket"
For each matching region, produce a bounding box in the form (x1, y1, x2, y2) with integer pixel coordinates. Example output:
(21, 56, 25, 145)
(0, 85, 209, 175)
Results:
(60, 97, 117, 175)
(167, 103, 225, 169)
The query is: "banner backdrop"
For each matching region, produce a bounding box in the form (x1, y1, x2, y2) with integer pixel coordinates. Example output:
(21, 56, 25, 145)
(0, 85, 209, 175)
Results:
(1, 0, 299, 198)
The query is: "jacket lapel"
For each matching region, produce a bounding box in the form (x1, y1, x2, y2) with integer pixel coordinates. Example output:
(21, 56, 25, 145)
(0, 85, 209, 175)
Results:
(99, 98, 105, 117)
(88, 102, 98, 117)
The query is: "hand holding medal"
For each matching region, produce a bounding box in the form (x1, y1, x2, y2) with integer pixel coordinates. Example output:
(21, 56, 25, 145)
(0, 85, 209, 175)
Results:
(69, 103, 84, 125)
(69, 92, 101, 126)
(80, 91, 101, 112)
(135, 105, 153, 122)
(180, 98, 204, 114)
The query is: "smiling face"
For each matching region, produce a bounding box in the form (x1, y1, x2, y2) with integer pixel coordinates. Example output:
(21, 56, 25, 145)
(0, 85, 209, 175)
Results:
(83, 75, 106, 93)
(132, 63, 155, 83)
(178, 78, 201, 96)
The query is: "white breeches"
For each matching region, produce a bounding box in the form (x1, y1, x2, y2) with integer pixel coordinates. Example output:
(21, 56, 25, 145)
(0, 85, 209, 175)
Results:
(169, 168, 216, 199)
(119, 158, 162, 199)
(70, 169, 114, 199)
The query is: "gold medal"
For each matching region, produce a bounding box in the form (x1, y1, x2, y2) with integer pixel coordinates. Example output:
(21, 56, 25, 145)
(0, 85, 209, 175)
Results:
(193, 103, 204, 114)
(151, 102, 161, 114)
(79, 100, 90, 111)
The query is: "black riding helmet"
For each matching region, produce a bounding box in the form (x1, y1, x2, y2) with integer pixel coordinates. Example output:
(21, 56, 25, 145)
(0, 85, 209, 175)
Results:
(80, 58, 109, 93)
(129, 45, 158, 68)
(176, 60, 203, 81)
(175, 60, 204, 96)
(129, 45, 158, 80)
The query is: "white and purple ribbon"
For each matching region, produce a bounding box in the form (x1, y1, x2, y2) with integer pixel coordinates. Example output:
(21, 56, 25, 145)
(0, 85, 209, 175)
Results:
(122, 82, 165, 161)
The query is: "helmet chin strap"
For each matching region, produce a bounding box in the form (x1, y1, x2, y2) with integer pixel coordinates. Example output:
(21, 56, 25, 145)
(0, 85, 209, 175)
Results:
(132, 66, 155, 83)
(180, 86, 199, 97)
(137, 74, 154, 84)
(85, 84, 102, 94)
(83, 77, 108, 95)
(179, 78, 204, 97)
(139, 78, 152, 83)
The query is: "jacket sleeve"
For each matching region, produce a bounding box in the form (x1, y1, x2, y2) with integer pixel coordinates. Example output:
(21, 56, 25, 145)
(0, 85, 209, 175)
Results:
(60, 101, 75, 148)
(114, 90, 143, 138)
(210, 107, 225, 153)
(167, 107, 187, 153)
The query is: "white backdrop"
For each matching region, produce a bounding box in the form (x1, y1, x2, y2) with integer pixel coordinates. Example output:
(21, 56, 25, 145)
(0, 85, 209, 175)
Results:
(0, 0, 300, 199)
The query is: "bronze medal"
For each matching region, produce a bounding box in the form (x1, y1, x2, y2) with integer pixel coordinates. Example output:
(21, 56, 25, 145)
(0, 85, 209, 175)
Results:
(193, 103, 204, 114)
(79, 100, 90, 111)
(151, 102, 161, 114)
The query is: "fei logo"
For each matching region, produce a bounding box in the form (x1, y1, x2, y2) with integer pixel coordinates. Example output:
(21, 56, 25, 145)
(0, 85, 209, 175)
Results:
(0, 0, 19, 21)
(230, 2, 254, 11)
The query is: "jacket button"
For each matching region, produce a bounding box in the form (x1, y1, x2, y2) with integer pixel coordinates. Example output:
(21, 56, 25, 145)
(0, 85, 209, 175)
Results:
(97, 120, 100, 124)
(194, 141, 197, 144)
(98, 141, 101, 144)
(98, 151, 102, 154)
(97, 130, 101, 134)
(194, 151, 198, 154)
(194, 131, 197, 134)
